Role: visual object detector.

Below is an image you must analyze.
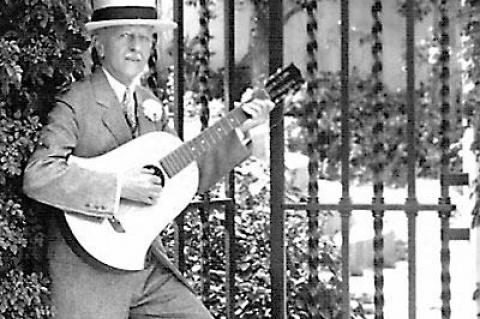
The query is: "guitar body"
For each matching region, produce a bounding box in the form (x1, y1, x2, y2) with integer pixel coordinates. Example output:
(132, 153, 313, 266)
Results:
(65, 131, 199, 270)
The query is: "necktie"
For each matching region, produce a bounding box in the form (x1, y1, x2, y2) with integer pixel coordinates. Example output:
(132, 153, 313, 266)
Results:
(122, 87, 137, 133)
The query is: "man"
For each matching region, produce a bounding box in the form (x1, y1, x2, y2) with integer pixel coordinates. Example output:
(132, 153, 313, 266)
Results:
(22, 1, 273, 318)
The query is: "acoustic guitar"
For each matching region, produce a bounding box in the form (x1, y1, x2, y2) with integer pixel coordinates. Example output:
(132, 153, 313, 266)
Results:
(65, 64, 302, 270)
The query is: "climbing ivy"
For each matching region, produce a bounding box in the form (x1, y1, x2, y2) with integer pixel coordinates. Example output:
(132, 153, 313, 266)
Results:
(0, 0, 89, 317)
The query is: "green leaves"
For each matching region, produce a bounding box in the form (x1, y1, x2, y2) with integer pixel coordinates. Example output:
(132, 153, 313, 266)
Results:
(0, 40, 22, 96)
(0, 270, 53, 319)
(0, 1, 88, 317)
(0, 197, 27, 273)
(159, 157, 355, 318)
(284, 71, 463, 187)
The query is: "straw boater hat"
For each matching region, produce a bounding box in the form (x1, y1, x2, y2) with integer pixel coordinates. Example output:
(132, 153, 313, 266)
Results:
(85, 0, 177, 32)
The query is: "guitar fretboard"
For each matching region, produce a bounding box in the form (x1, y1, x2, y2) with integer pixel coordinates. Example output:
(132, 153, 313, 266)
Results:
(157, 63, 302, 179)
(159, 107, 249, 178)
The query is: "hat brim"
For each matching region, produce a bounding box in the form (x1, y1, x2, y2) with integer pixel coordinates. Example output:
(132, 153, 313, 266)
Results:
(85, 19, 177, 32)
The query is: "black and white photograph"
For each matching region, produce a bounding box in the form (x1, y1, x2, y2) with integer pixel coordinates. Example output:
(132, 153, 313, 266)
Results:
(0, 0, 477, 318)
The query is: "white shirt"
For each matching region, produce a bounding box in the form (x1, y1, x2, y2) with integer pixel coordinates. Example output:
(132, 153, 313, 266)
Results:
(102, 68, 139, 102)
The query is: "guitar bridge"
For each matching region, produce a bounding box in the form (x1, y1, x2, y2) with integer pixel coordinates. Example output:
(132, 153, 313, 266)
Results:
(108, 216, 126, 233)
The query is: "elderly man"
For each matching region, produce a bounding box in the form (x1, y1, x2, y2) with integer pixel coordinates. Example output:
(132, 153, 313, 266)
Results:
(22, 0, 273, 318)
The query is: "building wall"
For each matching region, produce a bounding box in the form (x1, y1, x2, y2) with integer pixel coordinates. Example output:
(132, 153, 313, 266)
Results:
(158, 1, 462, 90)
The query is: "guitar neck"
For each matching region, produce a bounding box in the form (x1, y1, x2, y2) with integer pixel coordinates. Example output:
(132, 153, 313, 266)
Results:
(157, 63, 302, 178)
(159, 107, 249, 178)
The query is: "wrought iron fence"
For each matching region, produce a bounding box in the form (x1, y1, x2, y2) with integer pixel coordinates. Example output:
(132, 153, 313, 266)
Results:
(168, 0, 471, 318)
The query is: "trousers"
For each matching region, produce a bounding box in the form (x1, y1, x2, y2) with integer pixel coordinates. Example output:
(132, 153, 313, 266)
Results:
(47, 226, 213, 319)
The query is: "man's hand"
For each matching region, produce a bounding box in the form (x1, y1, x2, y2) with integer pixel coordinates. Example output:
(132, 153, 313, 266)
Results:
(239, 88, 275, 134)
(119, 167, 163, 205)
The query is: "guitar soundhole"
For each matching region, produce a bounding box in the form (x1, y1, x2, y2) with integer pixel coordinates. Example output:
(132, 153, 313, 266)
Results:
(143, 165, 165, 187)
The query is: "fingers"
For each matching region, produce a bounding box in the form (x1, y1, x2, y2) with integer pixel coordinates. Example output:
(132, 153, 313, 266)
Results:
(143, 196, 157, 205)
(149, 191, 160, 200)
(120, 167, 165, 205)
(149, 175, 163, 186)
(239, 98, 274, 133)
(146, 180, 163, 198)
(241, 99, 273, 119)
(145, 167, 163, 204)
(241, 101, 261, 117)
(241, 88, 254, 102)
(140, 167, 157, 175)
(139, 183, 163, 205)
(141, 166, 164, 185)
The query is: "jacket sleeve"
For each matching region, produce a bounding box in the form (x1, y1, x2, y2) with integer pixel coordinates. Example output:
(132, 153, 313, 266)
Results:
(23, 101, 119, 218)
(196, 130, 251, 193)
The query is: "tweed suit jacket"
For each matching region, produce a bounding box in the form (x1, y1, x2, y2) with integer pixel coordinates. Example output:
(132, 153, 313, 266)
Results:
(23, 69, 250, 281)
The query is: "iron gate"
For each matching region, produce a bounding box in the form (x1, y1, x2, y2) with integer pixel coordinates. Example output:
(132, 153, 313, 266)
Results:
(166, 0, 472, 318)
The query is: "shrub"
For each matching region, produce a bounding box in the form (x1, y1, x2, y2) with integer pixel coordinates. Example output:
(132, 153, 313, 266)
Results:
(0, 270, 52, 319)
(0, 1, 89, 317)
(161, 156, 364, 318)
(284, 71, 463, 187)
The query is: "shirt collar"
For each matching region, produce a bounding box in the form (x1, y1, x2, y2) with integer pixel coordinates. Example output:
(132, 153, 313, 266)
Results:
(102, 68, 140, 102)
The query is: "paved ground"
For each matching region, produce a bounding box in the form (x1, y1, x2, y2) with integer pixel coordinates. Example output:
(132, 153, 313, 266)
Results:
(302, 177, 478, 318)
(274, 149, 479, 317)
(349, 189, 476, 319)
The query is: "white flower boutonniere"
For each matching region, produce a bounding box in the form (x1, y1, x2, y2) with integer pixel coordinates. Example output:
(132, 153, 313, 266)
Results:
(142, 99, 164, 122)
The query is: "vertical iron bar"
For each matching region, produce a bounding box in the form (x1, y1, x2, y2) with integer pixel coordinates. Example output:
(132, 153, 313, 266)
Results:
(440, 211, 451, 319)
(438, 1, 452, 318)
(372, 207, 385, 319)
(173, 0, 184, 138)
(340, 0, 350, 199)
(406, 0, 416, 201)
(340, 0, 351, 318)
(371, 1, 385, 318)
(198, 0, 212, 306)
(200, 194, 211, 304)
(305, 1, 320, 317)
(198, 1, 211, 132)
(173, 0, 186, 273)
(405, 0, 418, 318)
(224, 1, 236, 318)
(269, 0, 285, 318)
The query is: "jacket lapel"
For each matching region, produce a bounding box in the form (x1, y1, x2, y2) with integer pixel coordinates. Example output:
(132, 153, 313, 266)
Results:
(91, 70, 132, 145)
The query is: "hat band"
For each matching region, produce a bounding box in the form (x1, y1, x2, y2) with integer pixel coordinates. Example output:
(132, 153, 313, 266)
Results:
(91, 6, 157, 22)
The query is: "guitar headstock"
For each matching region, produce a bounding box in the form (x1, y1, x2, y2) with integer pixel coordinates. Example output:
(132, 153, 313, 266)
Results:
(264, 64, 303, 105)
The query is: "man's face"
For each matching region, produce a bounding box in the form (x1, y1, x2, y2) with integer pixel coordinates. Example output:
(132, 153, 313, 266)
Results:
(95, 25, 154, 85)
